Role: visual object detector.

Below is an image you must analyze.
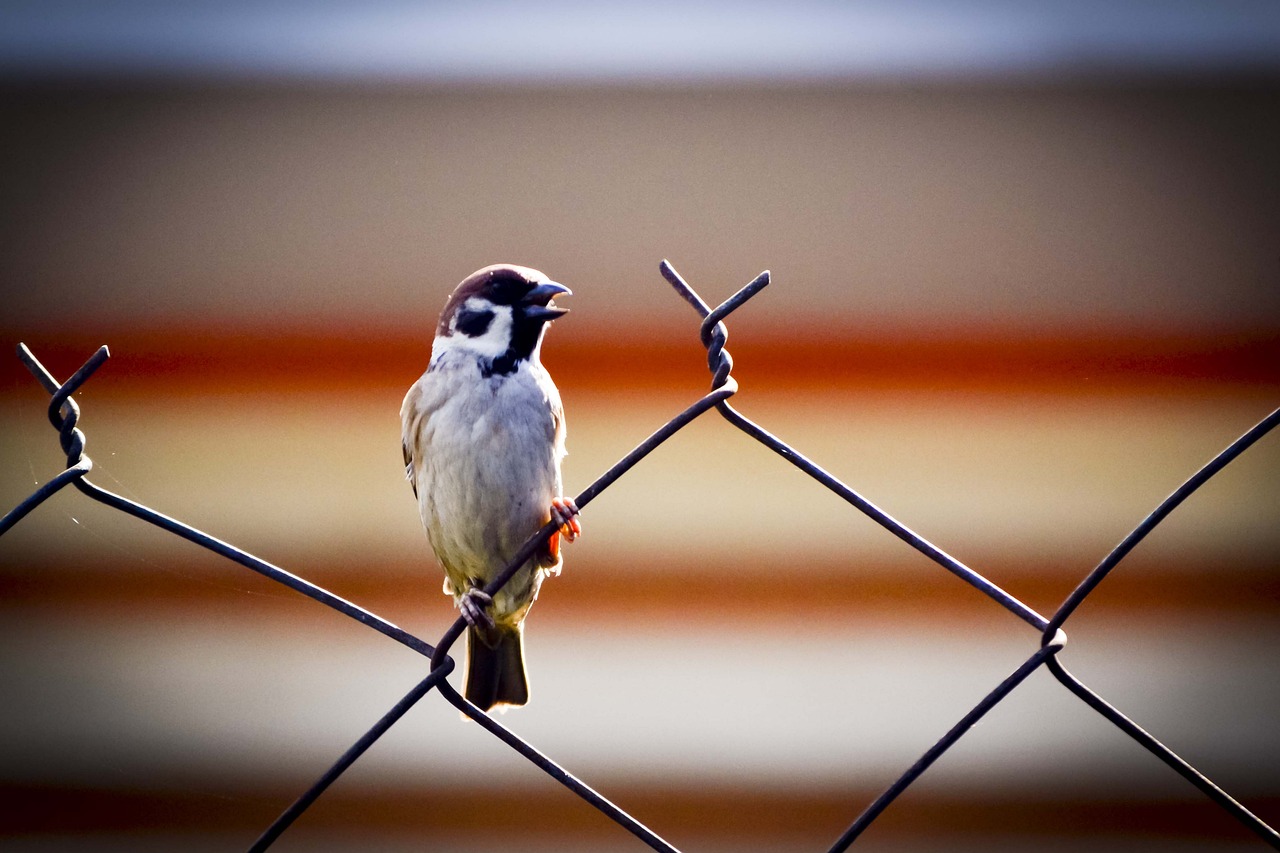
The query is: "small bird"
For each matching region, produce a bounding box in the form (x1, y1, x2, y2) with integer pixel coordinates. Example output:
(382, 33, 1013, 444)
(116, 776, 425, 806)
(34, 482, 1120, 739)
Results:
(401, 264, 580, 711)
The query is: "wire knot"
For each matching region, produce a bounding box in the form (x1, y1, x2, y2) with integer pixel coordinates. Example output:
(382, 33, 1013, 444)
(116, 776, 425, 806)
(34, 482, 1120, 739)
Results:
(19, 343, 111, 471)
(659, 260, 769, 394)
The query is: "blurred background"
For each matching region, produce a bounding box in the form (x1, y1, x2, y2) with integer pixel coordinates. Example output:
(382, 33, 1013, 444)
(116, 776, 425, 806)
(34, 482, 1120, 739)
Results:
(1, 2, 1278, 851)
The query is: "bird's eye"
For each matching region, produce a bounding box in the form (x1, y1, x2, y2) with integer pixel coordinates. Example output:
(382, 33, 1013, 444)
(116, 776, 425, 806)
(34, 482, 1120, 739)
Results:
(455, 308, 495, 337)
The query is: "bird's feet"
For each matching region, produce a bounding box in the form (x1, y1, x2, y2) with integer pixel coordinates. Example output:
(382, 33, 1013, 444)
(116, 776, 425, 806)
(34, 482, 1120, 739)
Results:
(550, 496, 581, 542)
(459, 585, 495, 632)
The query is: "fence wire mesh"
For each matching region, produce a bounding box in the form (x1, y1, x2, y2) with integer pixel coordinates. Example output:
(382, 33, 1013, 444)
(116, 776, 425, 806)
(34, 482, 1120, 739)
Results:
(3, 260, 1278, 852)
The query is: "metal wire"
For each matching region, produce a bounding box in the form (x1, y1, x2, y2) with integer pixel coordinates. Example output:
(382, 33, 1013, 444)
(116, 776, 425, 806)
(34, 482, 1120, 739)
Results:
(3, 260, 1278, 852)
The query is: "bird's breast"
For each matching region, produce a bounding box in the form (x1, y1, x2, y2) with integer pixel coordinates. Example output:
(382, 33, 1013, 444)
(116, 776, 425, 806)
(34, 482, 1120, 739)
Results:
(409, 361, 563, 611)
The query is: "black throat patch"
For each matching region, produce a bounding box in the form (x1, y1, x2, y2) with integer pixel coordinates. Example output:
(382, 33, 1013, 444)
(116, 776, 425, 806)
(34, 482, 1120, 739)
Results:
(485, 351, 520, 377)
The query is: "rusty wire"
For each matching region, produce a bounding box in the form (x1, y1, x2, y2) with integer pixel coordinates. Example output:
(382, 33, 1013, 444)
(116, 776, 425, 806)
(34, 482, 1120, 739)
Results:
(2, 260, 1278, 852)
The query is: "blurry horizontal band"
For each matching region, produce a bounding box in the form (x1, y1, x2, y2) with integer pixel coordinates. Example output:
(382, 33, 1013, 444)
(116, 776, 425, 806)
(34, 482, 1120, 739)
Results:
(1, 781, 1274, 843)
(3, 325, 1277, 396)
(2, 554, 1275, 626)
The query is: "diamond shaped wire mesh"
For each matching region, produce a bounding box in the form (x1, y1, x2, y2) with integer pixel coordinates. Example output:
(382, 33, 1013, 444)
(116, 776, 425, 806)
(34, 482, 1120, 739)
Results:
(3, 261, 1277, 851)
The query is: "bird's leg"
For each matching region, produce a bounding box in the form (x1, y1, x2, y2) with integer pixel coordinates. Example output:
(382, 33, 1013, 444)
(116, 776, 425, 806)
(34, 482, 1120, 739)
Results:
(550, 496, 581, 542)
(459, 580, 495, 632)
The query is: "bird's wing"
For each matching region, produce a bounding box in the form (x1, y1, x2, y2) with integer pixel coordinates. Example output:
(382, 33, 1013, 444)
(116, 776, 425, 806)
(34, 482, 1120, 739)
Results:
(529, 365, 568, 568)
(400, 374, 439, 501)
(401, 437, 417, 499)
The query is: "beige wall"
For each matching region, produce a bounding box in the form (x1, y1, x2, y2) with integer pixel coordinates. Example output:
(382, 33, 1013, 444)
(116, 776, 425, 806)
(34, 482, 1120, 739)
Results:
(1, 79, 1278, 851)
(4, 82, 1277, 336)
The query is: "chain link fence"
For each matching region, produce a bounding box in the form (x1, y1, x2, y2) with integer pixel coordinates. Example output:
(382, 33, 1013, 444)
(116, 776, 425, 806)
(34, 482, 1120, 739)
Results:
(3, 260, 1278, 852)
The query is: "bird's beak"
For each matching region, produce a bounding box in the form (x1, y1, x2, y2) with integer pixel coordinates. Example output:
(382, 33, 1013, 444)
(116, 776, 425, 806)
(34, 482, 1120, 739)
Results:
(522, 282, 572, 321)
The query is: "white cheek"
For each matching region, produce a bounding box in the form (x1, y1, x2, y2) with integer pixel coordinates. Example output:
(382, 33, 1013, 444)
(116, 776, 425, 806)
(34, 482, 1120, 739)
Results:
(431, 301, 514, 363)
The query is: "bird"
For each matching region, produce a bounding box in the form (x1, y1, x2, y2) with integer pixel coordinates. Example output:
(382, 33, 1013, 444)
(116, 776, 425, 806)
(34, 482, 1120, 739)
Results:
(401, 264, 580, 712)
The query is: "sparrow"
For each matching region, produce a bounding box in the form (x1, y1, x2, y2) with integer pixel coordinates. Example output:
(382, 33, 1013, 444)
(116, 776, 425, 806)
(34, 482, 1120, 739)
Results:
(401, 264, 580, 711)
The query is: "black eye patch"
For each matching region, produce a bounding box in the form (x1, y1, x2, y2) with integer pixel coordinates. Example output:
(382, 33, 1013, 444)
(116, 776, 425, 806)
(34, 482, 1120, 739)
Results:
(455, 308, 495, 337)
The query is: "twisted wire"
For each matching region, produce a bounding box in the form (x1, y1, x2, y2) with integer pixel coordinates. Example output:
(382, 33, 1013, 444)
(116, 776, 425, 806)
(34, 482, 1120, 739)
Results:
(0, 344, 107, 534)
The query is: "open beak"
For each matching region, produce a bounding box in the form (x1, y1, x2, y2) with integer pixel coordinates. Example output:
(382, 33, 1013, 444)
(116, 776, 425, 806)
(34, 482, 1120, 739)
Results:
(522, 282, 572, 322)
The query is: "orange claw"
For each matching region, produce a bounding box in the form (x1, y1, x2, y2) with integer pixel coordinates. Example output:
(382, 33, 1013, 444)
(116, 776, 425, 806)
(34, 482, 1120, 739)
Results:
(550, 497, 581, 542)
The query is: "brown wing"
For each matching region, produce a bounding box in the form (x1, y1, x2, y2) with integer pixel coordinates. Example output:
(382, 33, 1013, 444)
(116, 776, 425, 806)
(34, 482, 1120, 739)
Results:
(402, 438, 417, 499)
(400, 376, 438, 502)
(533, 368, 568, 569)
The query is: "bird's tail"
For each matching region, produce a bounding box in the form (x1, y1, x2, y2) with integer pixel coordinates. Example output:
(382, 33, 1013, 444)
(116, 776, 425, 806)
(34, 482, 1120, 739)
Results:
(465, 623, 529, 711)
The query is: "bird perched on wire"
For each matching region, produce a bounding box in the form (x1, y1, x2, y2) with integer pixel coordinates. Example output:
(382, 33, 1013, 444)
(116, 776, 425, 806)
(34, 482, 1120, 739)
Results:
(401, 264, 580, 712)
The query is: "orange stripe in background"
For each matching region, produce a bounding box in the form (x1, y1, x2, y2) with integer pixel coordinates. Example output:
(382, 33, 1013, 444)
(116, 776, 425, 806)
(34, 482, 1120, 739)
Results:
(3, 556, 1276, 627)
(3, 325, 1277, 396)
(1, 782, 1275, 842)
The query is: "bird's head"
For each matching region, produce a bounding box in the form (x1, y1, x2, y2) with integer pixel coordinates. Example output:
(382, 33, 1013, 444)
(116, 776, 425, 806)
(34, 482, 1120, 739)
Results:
(431, 264, 571, 375)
